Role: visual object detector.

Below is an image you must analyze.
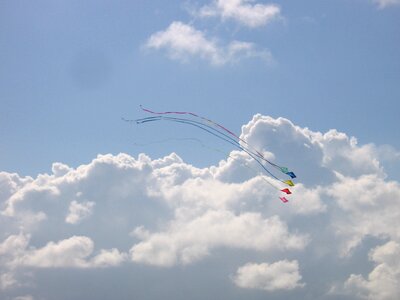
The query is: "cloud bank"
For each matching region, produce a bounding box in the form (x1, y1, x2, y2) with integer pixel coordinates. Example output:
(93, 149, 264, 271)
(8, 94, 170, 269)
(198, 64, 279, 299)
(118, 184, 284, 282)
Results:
(1, 114, 400, 299)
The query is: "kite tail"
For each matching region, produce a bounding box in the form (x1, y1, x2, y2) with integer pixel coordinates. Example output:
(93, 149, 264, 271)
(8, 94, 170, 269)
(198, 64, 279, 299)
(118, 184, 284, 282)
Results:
(126, 107, 297, 202)
(139, 106, 295, 178)
(133, 115, 294, 186)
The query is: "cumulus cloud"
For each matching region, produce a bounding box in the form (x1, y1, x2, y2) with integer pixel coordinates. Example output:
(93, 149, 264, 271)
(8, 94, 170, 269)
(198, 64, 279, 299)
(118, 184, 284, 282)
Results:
(0, 234, 126, 269)
(0, 233, 127, 289)
(21, 235, 95, 268)
(198, 0, 281, 28)
(343, 241, 400, 299)
(1, 113, 400, 299)
(233, 260, 304, 291)
(130, 212, 308, 267)
(240, 115, 384, 181)
(327, 173, 400, 255)
(90, 248, 127, 268)
(145, 21, 272, 65)
(0, 233, 29, 290)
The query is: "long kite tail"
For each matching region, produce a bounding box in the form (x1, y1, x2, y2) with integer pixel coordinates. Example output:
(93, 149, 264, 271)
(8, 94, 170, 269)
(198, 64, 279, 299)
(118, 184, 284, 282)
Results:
(124, 113, 294, 201)
(132, 115, 293, 186)
(139, 105, 295, 177)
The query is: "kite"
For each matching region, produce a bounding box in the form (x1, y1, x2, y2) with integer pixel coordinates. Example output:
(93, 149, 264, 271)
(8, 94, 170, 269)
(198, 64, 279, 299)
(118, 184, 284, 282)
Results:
(124, 106, 297, 203)
(279, 197, 289, 203)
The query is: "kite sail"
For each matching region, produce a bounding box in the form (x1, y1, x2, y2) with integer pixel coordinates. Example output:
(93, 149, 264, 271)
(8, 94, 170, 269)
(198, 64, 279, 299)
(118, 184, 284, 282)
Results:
(124, 106, 297, 203)
(280, 188, 292, 195)
(279, 197, 289, 203)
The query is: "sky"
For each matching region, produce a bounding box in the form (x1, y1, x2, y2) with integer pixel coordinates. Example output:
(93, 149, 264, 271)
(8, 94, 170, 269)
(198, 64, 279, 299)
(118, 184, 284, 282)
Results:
(1, 0, 400, 300)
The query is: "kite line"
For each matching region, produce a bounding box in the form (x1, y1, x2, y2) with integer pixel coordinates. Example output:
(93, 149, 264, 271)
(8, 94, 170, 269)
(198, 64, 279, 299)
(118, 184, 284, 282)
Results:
(123, 106, 297, 202)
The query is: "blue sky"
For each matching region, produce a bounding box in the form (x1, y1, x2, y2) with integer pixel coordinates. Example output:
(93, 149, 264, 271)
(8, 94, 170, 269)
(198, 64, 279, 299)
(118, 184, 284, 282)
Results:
(1, 1, 400, 300)
(1, 0, 399, 176)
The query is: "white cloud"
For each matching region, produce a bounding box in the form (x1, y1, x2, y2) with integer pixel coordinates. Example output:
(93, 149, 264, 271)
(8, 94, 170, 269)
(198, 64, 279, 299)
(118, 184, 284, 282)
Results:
(327, 173, 400, 255)
(198, 0, 281, 28)
(373, 0, 400, 9)
(0, 172, 32, 208)
(233, 260, 304, 291)
(52, 162, 72, 177)
(145, 21, 272, 65)
(90, 248, 127, 268)
(65, 200, 95, 224)
(239, 114, 400, 256)
(0, 233, 30, 290)
(240, 115, 384, 181)
(0, 233, 30, 276)
(130, 211, 308, 267)
(0, 233, 30, 258)
(344, 241, 400, 299)
(0, 233, 126, 281)
(21, 235, 94, 268)
(1, 113, 400, 299)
